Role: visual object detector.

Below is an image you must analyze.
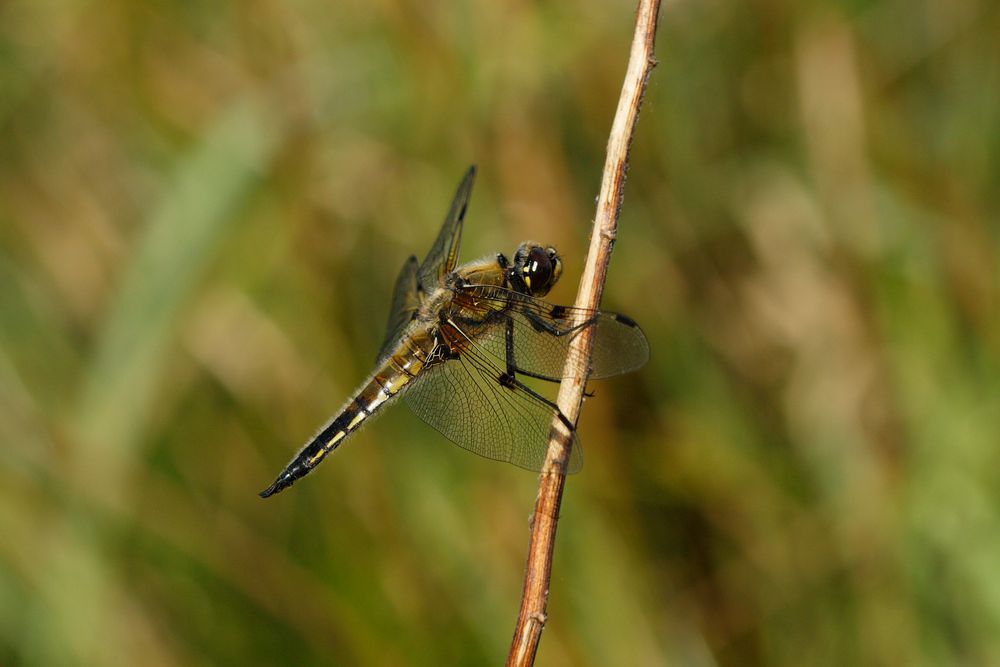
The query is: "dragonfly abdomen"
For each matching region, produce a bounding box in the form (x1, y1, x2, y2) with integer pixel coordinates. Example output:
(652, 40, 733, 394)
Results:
(258, 339, 430, 498)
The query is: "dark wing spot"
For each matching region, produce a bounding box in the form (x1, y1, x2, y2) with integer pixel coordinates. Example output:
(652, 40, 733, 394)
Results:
(550, 305, 568, 320)
(498, 373, 517, 389)
(614, 313, 638, 328)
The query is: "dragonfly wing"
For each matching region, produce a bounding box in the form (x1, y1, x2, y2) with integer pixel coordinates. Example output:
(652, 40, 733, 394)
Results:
(403, 330, 583, 473)
(417, 166, 476, 293)
(377, 255, 421, 363)
(456, 285, 649, 381)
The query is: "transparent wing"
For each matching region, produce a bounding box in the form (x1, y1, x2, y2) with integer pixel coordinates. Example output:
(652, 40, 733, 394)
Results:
(377, 255, 420, 363)
(417, 166, 476, 293)
(403, 330, 583, 473)
(455, 285, 649, 381)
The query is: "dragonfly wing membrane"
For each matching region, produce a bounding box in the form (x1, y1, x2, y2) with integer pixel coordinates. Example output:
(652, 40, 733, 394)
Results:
(377, 255, 421, 363)
(417, 166, 476, 293)
(455, 286, 650, 381)
(585, 311, 650, 379)
(403, 333, 583, 473)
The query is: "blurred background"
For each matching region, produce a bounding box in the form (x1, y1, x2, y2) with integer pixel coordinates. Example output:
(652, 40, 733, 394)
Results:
(1, 0, 998, 664)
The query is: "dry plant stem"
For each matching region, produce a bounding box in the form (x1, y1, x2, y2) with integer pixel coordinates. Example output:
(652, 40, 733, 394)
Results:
(505, 1, 661, 665)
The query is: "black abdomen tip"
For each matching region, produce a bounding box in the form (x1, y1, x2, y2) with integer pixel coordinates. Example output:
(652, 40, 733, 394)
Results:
(259, 469, 297, 498)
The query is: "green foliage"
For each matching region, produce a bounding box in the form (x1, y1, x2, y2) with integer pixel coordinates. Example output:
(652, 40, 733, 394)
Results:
(1, 0, 998, 664)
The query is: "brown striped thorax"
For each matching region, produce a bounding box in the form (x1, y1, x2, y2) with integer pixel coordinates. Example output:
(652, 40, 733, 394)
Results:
(259, 167, 648, 498)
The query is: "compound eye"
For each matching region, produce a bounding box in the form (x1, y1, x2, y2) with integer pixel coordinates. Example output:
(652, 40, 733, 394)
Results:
(524, 246, 553, 291)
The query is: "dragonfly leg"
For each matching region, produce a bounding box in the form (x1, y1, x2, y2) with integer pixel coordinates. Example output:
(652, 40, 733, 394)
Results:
(504, 317, 517, 376)
(522, 307, 596, 337)
(500, 316, 575, 435)
(503, 315, 554, 382)
(504, 313, 590, 383)
(503, 371, 576, 439)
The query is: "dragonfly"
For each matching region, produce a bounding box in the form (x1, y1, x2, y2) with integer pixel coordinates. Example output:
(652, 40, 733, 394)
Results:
(260, 166, 648, 498)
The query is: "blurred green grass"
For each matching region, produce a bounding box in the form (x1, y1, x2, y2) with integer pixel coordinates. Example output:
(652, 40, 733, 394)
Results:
(1, 0, 999, 665)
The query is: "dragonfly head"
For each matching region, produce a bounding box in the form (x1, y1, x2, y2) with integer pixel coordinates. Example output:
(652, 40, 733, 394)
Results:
(511, 243, 562, 297)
